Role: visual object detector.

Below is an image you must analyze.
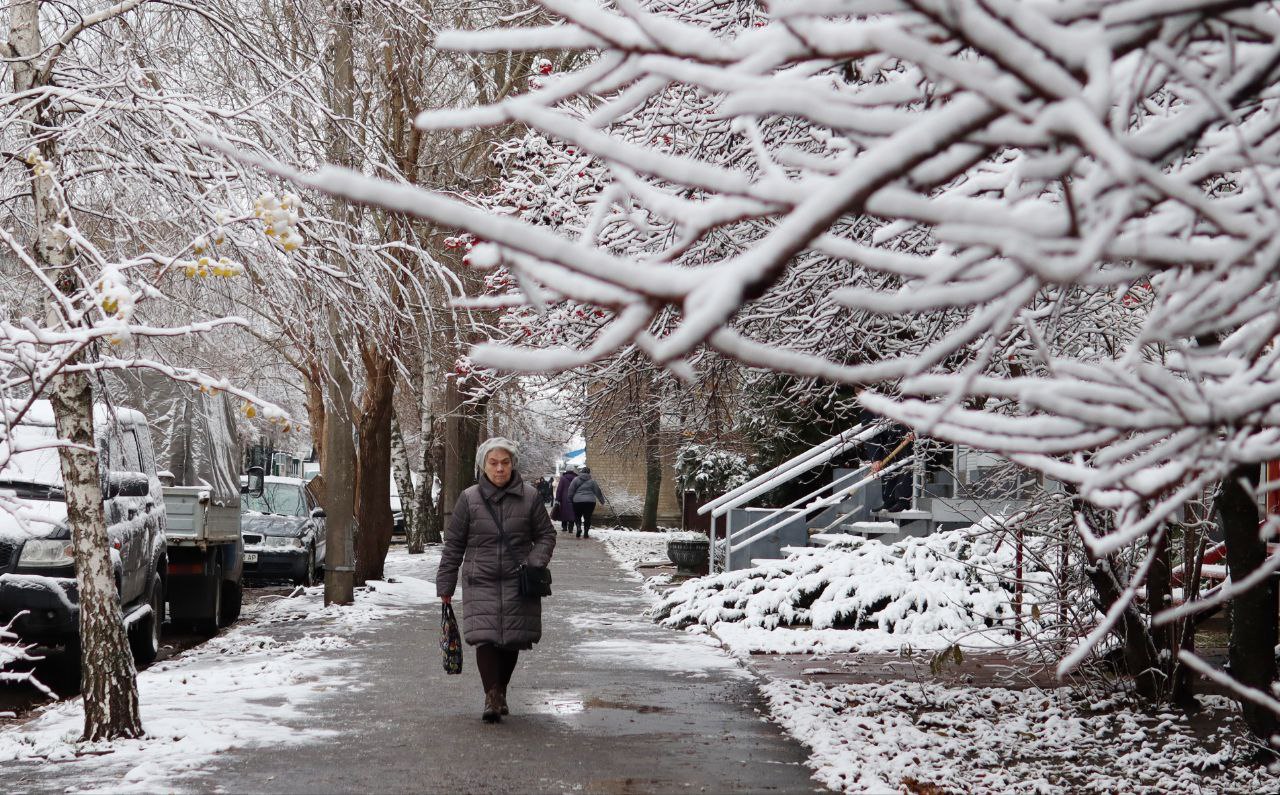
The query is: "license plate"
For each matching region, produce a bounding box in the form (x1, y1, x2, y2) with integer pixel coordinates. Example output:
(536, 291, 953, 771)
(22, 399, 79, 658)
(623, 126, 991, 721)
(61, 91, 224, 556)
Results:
(243, 553, 258, 563)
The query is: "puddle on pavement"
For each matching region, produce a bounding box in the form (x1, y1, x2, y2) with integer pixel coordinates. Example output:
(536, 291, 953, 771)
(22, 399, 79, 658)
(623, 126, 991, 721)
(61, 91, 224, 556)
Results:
(547, 697, 585, 715)
(529, 691, 669, 716)
(583, 697, 669, 714)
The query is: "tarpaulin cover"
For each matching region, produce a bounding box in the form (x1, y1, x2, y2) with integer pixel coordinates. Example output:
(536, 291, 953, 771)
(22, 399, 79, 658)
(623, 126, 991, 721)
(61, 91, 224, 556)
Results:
(108, 371, 242, 508)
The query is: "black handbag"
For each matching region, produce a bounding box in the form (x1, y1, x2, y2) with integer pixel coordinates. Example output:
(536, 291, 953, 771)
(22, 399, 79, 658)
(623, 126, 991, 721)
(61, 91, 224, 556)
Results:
(517, 564, 553, 598)
(481, 493, 553, 599)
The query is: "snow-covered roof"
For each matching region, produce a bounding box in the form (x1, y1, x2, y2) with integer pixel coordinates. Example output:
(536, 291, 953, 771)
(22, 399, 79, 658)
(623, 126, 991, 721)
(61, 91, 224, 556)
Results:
(240, 475, 308, 487)
(3, 398, 147, 429)
(1, 400, 152, 490)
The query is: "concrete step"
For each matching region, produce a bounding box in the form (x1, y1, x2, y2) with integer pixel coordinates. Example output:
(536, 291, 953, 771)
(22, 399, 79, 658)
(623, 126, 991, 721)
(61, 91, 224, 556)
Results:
(842, 521, 899, 535)
(876, 510, 931, 521)
(810, 532, 859, 546)
(780, 545, 822, 556)
(749, 558, 795, 570)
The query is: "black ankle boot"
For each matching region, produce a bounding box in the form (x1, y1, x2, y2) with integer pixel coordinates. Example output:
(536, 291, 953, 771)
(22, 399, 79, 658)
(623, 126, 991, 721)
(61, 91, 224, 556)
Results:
(483, 688, 501, 723)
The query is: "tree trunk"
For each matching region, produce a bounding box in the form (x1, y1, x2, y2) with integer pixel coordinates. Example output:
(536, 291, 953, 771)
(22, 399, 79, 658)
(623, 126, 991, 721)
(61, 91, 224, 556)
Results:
(1219, 463, 1278, 743)
(1085, 554, 1166, 701)
(11, 0, 143, 742)
(1146, 528, 1175, 685)
(1076, 502, 1164, 701)
(391, 415, 421, 553)
(305, 362, 326, 470)
(1172, 518, 1208, 708)
(354, 359, 395, 583)
(443, 378, 487, 526)
(423, 417, 445, 545)
(641, 408, 661, 531)
(52, 367, 144, 741)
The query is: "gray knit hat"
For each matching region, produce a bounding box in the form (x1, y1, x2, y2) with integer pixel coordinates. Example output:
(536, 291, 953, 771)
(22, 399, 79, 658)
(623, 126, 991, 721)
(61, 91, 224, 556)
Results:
(476, 436, 520, 474)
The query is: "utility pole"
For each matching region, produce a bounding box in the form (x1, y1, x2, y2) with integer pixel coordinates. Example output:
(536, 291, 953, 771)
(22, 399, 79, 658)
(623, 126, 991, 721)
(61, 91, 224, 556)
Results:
(322, 0, 360, 606)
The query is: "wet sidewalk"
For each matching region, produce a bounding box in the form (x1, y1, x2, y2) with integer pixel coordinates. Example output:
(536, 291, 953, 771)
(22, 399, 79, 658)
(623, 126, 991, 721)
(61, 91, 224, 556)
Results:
(5, 536, 818, 794)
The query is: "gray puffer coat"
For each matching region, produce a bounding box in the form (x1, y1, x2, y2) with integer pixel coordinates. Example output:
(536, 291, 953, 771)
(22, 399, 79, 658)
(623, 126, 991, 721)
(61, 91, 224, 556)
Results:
(436, 472, 557, 649)
(568, 472, 604, 504)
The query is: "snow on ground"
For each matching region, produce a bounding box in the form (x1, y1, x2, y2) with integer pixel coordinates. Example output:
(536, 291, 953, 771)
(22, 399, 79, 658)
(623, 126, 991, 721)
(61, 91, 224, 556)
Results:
(652, 528, 1046, 654)
(593, 528, 672, 575)
(764, 678, 1280, 795)
(0, 546, 440, 793)
(601, 528, 1279, 794)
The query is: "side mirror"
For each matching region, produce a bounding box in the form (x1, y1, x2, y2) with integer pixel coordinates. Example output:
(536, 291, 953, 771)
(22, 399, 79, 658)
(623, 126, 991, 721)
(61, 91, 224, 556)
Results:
(107, 471, 150, 498)
(310, 507, 326, 519)
(243, 466, 265, 498)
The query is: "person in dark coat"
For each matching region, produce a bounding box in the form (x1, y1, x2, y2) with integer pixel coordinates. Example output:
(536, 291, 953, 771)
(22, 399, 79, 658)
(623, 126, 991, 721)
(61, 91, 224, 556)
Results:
(567, 466, 606, 538)
(535, 476, 553, 505)
(552, 468, 579, 533)
(436, 437, 557, 723)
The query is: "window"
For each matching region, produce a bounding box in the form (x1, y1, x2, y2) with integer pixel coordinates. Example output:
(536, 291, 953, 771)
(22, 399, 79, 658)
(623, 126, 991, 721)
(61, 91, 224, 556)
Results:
(242, 483, 308, 517)
(117, 426, 143, 472)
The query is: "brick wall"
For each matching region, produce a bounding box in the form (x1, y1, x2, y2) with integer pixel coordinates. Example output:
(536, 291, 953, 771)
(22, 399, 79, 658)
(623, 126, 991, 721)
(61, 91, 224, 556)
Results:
(584, 429, 681, 527)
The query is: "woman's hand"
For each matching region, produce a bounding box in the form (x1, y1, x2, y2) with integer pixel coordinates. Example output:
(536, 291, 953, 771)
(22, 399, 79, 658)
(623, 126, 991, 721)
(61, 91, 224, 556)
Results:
(440, 595, 452, 605)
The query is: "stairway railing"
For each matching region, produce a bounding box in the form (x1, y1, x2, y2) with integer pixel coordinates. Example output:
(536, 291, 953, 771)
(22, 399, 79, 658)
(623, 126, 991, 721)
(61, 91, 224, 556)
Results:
(700, 423, 884, 571)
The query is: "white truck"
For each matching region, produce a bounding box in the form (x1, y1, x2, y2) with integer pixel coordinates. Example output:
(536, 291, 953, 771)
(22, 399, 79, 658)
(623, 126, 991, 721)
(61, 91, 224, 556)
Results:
(115, 372, 248, 634)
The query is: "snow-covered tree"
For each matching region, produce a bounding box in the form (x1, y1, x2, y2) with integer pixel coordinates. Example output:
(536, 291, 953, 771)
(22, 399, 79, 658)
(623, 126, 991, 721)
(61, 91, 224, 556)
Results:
(294, 0, 1280, 743)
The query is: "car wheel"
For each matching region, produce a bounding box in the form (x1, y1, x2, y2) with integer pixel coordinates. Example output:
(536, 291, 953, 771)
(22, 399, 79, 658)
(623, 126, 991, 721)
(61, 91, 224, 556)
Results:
(298, 548, 316, 587)
(219, 576, 242, 626)
(130, 573, 163, 665)
(196, 561, 223, 637)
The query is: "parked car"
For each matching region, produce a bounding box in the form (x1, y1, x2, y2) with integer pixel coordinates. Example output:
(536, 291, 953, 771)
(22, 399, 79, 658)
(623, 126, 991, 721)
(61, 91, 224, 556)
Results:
(240, 476, 325, 586)
(0, 400, 167, 663)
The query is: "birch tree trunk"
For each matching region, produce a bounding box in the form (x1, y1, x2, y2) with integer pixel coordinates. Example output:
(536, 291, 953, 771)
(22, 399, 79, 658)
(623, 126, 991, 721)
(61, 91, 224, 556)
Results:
(419, 408, 444, 546)
(9, 0, 142, 740)
(390, 416, 420, 552)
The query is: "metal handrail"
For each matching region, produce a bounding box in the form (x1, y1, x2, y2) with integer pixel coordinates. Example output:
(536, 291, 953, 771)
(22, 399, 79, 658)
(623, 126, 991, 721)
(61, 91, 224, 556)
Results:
(700, 428, 856, 516)
(727, 465, 870, 556)
(809, 458, 913, 535)
(704, 424, 882, 519)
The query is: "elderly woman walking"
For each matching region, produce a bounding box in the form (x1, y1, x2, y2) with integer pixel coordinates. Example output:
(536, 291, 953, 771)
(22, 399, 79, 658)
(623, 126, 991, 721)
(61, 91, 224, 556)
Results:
(436, 437, 557, 723)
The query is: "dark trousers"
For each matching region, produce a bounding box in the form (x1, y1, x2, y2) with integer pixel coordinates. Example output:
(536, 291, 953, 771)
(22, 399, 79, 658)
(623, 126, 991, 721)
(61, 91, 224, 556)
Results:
(476, 644, 519, 693)
(574, 501, 596, 535)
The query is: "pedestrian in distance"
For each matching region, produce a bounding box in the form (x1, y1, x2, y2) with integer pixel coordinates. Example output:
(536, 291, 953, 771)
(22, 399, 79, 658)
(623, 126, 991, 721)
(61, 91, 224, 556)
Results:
(435, 437, 557, 724)
(567, 466, 606, 538)
(536, 475, 553, 506)
(552, 467, 579, 533)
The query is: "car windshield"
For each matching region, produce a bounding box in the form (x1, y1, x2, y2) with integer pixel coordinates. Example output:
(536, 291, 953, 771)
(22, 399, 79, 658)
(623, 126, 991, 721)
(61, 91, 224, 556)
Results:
(0, 424, 63, 490)
(242, 482, 306, 517)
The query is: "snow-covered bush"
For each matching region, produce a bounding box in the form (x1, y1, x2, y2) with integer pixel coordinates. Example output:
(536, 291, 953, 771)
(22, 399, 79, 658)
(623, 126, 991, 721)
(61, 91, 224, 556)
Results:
(603, 491, 644, 517)
(674, 443, 753, 497)
(652, 527, 1050, 640)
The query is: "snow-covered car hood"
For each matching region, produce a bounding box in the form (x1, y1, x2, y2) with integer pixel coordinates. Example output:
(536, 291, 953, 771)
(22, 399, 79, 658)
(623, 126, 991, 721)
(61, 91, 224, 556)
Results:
(241, 512, 309, 538)
(0, 498, 69, 542)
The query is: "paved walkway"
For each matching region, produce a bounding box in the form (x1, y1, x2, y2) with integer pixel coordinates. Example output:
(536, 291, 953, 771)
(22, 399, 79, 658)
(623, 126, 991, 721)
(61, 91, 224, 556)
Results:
(6, 536, 817, 794)
(220, 536, 815, 793)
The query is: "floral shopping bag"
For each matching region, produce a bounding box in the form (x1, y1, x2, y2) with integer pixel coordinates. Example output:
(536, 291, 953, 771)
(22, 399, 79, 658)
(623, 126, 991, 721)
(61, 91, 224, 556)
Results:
(440, 603, 463, 675)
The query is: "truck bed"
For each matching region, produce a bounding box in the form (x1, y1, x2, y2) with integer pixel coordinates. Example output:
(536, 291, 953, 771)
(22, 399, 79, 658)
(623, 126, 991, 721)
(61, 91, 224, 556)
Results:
(163, 486, 240, 545)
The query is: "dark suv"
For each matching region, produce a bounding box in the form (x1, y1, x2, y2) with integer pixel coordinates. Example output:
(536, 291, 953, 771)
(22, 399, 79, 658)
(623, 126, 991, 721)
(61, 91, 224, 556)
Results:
(0, 400, 168, 663)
